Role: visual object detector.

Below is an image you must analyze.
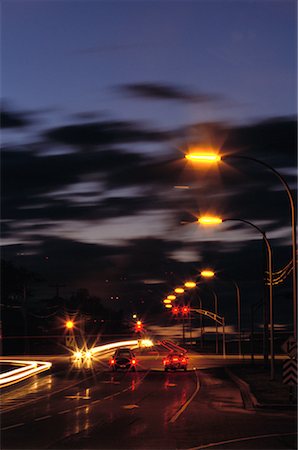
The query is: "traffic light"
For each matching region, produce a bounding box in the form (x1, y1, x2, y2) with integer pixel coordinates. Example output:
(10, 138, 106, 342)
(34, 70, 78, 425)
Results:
(135, 320, 143, 332)
(182, 306, 190, 315)
(172, 306, 180, 315)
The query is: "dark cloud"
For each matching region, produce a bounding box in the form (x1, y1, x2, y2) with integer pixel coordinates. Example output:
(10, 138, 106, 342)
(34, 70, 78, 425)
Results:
(223, 117, 297, 167)
(1, 109, 31, 129)
(2, 146, 148, 213)
(119, 82, 223, 103)
(44, 120, 169, 148)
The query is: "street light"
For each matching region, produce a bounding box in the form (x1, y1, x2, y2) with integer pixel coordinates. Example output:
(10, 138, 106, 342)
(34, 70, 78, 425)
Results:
(174, 287, 185, 294)
(165, 304, 173, 309)
(198, 216, 223, 225)
(184, 281, 196, 288)
(201, 270, 215, 278)
(198, 215, 275, 379)
(185, 152, 221, 163)
(201, 268, 241, 357)
(187, 150, 296, 340)
(167, 295, 177, 300)
(65, 320, 74, 330)
(163, 299, 172, 304)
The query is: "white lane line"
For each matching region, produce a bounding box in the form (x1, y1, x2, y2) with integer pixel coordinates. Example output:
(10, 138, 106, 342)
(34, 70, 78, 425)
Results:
(34, 415, 52, 422)
(57, 409, 71, 415)
(2, 422, 25, 431)
(186, 432, 298, 449)
(169, 370, 200, 424)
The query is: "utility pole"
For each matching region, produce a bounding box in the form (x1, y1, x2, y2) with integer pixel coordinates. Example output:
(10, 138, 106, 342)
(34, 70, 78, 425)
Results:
(50, 283, 66, 298)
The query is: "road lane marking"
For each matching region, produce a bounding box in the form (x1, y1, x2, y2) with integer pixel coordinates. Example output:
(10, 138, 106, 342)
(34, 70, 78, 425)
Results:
(0, 372, 96, 414)
(169, 370, 200, 423)
(1, 422, 25, 431)
(58, 409, 71, 415)
(34, 415, 52, 422)
(186, 432, 298, 449)
(122, 404, 139, 409)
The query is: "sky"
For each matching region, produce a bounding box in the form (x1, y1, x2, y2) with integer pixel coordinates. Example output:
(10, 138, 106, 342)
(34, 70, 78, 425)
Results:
(1, 0, 297, 328)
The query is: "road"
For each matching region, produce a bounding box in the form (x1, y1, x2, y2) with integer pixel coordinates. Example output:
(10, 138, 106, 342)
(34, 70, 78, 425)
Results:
(1, 347, 297, 449)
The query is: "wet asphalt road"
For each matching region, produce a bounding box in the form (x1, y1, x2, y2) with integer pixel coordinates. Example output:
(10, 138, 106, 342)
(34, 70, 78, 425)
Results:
(1, 350, 297, 449)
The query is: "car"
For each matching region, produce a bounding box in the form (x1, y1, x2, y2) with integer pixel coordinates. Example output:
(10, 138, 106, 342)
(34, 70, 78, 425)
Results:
(110, 348, 137, 371)
(163, 352, 188, 371)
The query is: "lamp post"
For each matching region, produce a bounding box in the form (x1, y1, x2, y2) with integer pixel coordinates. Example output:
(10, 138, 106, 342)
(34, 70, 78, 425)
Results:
(186, 151, 296, 340)
(198, 215, 274, 379)
(201, 270, 242, 357)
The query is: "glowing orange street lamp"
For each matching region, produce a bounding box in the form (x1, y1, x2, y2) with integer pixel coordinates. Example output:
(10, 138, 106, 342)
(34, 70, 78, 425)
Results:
(65, 320, 74, 330)
(174, 287, 185, 294)
(163, 299, 172, 304)
(201, 270, 215, 278)
(165, 304, 173, 309)
(185, 152, 221, 163)
(184, 281, 196, 289)
(167, 294, 176, 300)
(198, 216, 222, 225)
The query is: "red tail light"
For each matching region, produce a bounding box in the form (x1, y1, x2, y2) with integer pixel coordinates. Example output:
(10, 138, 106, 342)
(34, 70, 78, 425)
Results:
(163, 359, 169, 365)
(131, 359, 136, 365)
(110, 359, 115, 365)
(181, 358, 186, 363)
(173, 358, 178, 362)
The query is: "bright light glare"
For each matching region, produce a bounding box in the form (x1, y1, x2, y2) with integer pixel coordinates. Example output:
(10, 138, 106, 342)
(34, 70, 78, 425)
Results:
(74, 351, 83, 359)
(85, 351, 92, 358)
(185, 153, 221, 163)
(201, 270, 215, 278)
(184, 281, 196, 288)
(198, 216, 222, 225)
(66, 320, 74, 329)
(167, 295, 176, 300)
(163, 299, 172, 304)
(174, 287, 185, 294)
(140, 339, 153, 347)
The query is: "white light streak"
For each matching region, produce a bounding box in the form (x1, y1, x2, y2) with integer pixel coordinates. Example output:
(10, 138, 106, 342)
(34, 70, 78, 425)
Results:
(0, 360, 52, 388)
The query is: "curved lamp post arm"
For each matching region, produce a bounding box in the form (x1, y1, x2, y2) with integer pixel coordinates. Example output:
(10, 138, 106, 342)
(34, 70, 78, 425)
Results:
(223, 154, 297, 339)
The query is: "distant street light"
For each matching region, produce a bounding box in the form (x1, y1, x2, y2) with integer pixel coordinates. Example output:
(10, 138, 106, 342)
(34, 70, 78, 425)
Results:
(167, 295, 177, 300)
(163, 299, 172, 304)
(165, 304, 173, 309)
(184, 281, 196, 288)
(201, 270, 215, 278)
(65, 320, 74, 330)
(201, 269, 241, 357)
(174, 287, 185, 294)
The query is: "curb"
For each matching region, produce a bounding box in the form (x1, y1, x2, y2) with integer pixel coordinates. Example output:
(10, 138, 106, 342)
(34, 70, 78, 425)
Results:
(225, 367, 259, 411)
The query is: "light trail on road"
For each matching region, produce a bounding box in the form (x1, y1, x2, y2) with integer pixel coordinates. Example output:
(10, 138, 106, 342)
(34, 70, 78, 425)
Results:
(0, 360, 52, 388)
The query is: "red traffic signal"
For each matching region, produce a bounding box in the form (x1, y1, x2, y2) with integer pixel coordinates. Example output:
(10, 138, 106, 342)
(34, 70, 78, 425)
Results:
(134, 320, 143, 332)
(182, 306, 190, 315)
(172, 306, 180, 315)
